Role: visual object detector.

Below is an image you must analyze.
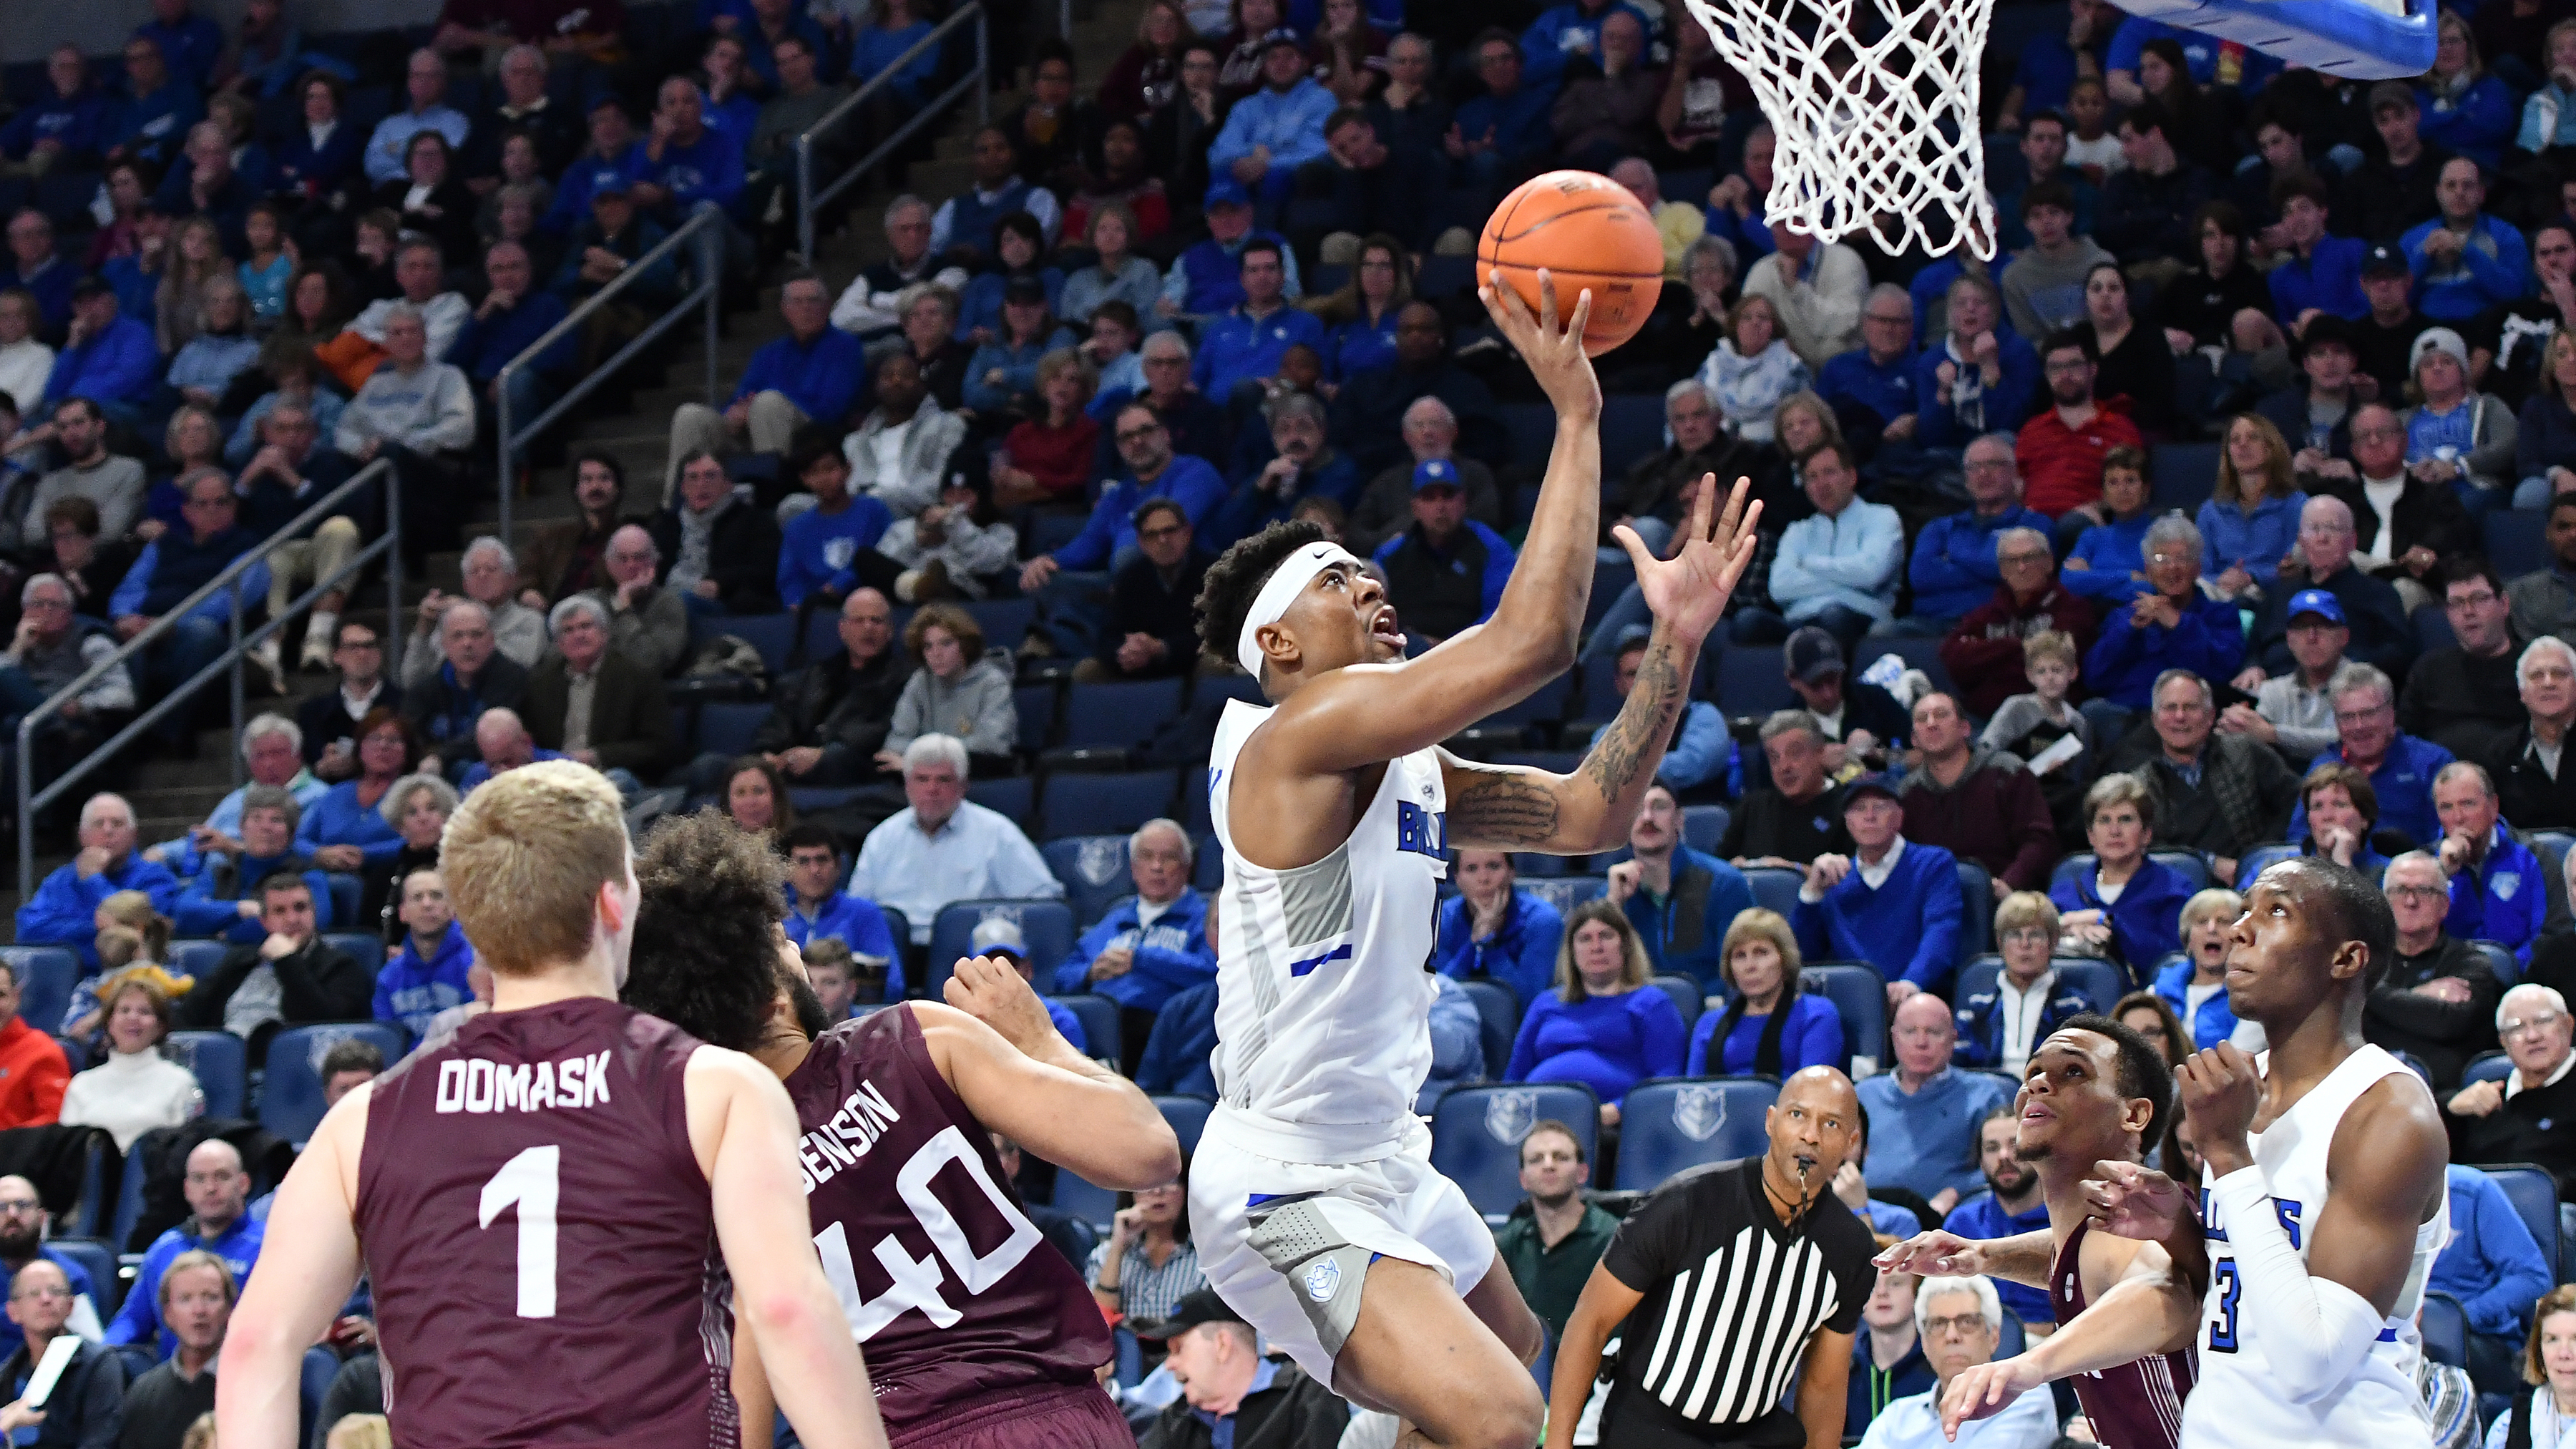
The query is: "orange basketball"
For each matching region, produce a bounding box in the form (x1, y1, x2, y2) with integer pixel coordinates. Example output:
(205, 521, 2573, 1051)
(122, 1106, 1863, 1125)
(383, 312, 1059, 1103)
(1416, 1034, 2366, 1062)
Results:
(1478, 170, 1667, 356)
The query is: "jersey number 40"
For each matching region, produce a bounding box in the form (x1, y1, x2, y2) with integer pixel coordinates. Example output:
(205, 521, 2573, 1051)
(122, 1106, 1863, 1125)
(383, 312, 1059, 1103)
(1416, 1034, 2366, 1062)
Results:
(814, 1125, 1045, 1342)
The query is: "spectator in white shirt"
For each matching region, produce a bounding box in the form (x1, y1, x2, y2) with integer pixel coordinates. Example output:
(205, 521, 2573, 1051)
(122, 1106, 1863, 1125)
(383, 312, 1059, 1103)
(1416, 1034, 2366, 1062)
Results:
(1855, 1275, 2059, 1449)
(847, 733, 1062, 945)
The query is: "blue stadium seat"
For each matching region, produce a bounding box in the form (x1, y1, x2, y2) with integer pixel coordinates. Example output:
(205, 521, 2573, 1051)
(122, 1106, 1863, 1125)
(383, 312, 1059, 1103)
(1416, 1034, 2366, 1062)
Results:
(324, 873, 361, 927)
(1194, 839, 1224, 891)
(1717, 646, 1797, 716)
(1614, 1077, 1779, 1191)
(2532, 831, 2576, 865)
(1040, 770, 1176, 839)
(1459, 979, 1522, 1073)
(2150, 443, 2220, 512)
(1430, 1083, 1600, 1218)
(1498, 404, 1553, 469)
(2489, 509, 2550, 584)
(2050, 852, 2210, 894)
(2464, 1050, 2514, 1086)
(2485, 1164, 2562, 1284)
(1650, 975, 1703, 1030)
(967, 774, 1033, 824)
(170, 941, 230, 980)
(1015, 684, 1058, 754)
(1955, 862, 1994, 962)
(2420, 1292, 2469, 1370)
(1745, 867, 1802, 920)
(1048, 1169, 1119, 1231)
(1050, 994, 1121, 1063)
(1802, 962, 1889, 1070)
(693, 701, 770, 759)
(1953, 957, 2128, 1017)
(2469, 939, 2519, 988)
(695, 613, 796, 674)
(1521, 876, 1606, 917)
(1181, 766, 1213, 833)
(324, 933, 383, 975)
(109, 1143, 147, 1254)
(2393, 1050, 2434, 1087)
(1586, 559, 1635, 635)
(925, 901, 1077, 998)
(2413, 604, 2457, 654)
(1043, 834, 1133, 927)
(1600, 394, 1664, 480)
(167, 1032, 247, 1120)
(1152, 1094, 1212, 1154)
(261, 1024, 405, 1144)
(1415, 255, 1474, 299)
(1061, 679, 1186, 751)
(1512, 850, 1574, 877)
(963, 598, 1036, 653)
(1493, 752, 1584, 776)
(48, 1239, 119, 1319)
(0, 949, 74, 1045)
(1682, 806, 1729, 854)
(2235, 843, 2301, 884)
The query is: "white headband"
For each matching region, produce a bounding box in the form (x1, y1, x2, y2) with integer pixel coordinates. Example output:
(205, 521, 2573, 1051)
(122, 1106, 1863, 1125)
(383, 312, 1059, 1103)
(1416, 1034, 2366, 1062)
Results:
(1236, 542, 1362, 677)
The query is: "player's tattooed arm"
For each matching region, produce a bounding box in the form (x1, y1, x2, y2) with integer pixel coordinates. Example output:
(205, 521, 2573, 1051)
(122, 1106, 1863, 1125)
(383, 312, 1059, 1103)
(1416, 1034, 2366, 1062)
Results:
(1442, 625, 1691, 853)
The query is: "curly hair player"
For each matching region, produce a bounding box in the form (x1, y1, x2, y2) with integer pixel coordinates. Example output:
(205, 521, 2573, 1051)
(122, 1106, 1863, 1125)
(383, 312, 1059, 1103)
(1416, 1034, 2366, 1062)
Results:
(618, 809, 1181, 1449)
(2089, 857, 2451, 1448)
(1187, 273, 1762, 1449)
(213, 763, 889, 1449)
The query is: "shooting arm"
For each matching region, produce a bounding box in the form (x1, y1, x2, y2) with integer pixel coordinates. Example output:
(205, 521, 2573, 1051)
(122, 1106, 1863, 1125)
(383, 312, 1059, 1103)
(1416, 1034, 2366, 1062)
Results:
(1443, 619, 1701, 854)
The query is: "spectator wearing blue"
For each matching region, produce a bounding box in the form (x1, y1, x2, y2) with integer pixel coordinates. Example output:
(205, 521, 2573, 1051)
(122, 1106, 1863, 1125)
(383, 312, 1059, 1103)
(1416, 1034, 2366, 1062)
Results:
(142, 716, 328, 880)
(1732, 439, 1902, 659)
(665, 275, 863, 496)
(848, 0, 939, 102)
(107, 1138, 260, 1358)
(445, 239, 577, 481)
(960, 278, 1077, 414)
(2285, 663, 2455, 847)
(1418, 975, 1488, 1113)
(1207, 33, 1337, 217)
(1518, 0, 1652, 89)
(111, 469, 273, 753)
(928, 127, 1063, 262)
(1193, 240, 1324, 405)
(2265, 173, 2370, 326)
(373, 865, 476, 1043)
(1449, 30, 1554, 193)
(2081, 514, 2244, 708)
(1503, 900, 1687, 1125)
(363, 49, 471, 186)
(970, 917, 1087, 1051)
(776, 442, 896, 609)
(1953, 893, 2092, 1074)
(1206, 392, 1358, 547)
(2058, 447, 2160, 605)
(1137, 977, 1219, 1096)
(1915, 274, 2041, 451)
(0, 213, 74, 338)
(2051, 772, 2195, 975)
(1435, 850, 1566, 1011)
(1904, 435, 2051, 630)
(2196, 416, 2309, 605)
(2403, 157, 2531, 324)
(2104, 14, 2268, 96)
(2435, 1161, 2554, 1383)
(102, 36, 202, 169)
(1938, 1110, 2059, 1330)
(1589, 630, 1731, 799)
(171, 786, 333, 946)
(633, 75, 750, 227)
(847, 733, 1063, 947)
(0, 49, 106, 180)
(2434, 761, 2551, 961)
(543, 99, 648, 237)
(2245, 497, 2414, 678)
(954, 215, 1065, 345)
(1161, 181, 1302, 318)
(135, 0, 224, 90)
(1857, 993, 2016, 1209)
(2416, 12, 2517, 170)
(13, 793, 179, 969)
(1025, 401, 1229, 590)
(2155, 887, 2247, 1049)
(1793, 774, 1967, 1002)
(1371, 460, 1513, 645)
(42, 280, 161, 426)
(1610, 781, 1755, 989)
(1057, 820, 1216, 1069)
(453, 708, 569, 794)
(780, 826, 902, 1000)
(1687, 908, 1845, 1077)
(1818, 285, 1921, 444)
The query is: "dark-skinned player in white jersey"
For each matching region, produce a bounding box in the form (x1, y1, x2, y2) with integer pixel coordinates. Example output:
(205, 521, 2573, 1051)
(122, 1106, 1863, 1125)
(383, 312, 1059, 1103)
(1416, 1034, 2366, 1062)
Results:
(618, 809, 1180, 1449)
(1186, 270, 1762, 1449)
(1877, 1015, 2199, 1448)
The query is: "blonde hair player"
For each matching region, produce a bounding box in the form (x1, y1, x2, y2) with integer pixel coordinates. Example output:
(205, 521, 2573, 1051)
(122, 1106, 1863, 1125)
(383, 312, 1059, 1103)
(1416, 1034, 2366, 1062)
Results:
(1184, 270, 1762, 1448)
(214, 761, 891, 1449)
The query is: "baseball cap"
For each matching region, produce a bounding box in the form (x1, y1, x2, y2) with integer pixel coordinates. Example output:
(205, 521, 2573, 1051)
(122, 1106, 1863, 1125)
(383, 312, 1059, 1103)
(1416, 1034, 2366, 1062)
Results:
(1002, 275, 1048, 306)
(1257, 26, 1304, 54)
(1148, 1288, 1249, 1337)
(1843, 771, 1902, 807)
(969, 917, 1026, 960)
(2285, 588, 2347, 627)
(2368, 79, 2418, 114)
(1204, 177, 1252, 211)
(1412, 459, 1460, 492)
(590, 167, 635, 196)
(1785, 625, 1845, 683)
(2360, 243, 2409, 280)
(2411, 326, 2469, 371)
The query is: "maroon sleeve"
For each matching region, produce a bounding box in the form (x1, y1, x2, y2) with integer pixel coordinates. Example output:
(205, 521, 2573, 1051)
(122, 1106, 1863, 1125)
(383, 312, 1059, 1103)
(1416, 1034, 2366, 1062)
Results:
(2000, 767, 2060, 892)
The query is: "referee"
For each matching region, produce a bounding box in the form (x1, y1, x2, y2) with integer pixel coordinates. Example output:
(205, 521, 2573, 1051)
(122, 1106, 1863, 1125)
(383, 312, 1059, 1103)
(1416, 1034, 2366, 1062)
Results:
(1544, 1065, 1876, 1449)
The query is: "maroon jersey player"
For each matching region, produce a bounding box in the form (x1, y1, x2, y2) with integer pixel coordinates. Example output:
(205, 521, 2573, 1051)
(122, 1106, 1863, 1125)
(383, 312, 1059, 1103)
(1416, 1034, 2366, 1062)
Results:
(215, 763, 890, 1449)
(618, 810, 1180, 1449)
(1876, 1017, 2201, 1449)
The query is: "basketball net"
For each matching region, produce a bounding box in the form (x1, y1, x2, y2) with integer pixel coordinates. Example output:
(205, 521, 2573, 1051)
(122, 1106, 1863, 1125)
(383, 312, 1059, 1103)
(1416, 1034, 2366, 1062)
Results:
(1679, 0, 1999, 259)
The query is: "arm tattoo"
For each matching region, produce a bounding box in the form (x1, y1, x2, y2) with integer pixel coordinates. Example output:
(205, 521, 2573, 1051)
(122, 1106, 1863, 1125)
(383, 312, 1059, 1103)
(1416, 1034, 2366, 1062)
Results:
(1450, 766, 1562, 846)
(1583, 637, 1684, 804)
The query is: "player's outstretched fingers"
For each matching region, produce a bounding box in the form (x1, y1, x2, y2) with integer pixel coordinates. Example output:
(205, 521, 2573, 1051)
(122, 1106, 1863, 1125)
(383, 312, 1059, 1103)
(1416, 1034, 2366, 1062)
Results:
(1536, 267, 1559, 336)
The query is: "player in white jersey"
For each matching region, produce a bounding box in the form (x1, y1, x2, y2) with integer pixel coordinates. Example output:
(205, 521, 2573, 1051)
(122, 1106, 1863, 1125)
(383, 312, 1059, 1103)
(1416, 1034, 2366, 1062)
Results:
(2087, 857, 2450, 1448)
(1186, 275, 1762, 1449)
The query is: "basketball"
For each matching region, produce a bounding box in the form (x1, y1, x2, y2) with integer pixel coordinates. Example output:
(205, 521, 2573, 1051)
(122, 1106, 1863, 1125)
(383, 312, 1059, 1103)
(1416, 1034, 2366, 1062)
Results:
(1478, 170, 1668, 356)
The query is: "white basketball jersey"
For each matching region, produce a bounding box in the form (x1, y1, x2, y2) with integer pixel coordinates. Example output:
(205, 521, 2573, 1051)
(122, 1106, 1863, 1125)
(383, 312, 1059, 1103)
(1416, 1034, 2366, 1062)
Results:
(1204, 699, 1444, 1163)
(2185, 1043, 2447, 1449)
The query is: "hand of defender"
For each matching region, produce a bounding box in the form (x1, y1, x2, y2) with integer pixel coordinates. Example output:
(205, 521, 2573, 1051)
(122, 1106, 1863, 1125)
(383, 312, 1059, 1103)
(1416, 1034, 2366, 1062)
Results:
(1873, 1229, 1986, 1279)
(1480, 269, 1599, 419)
(1619, 474, 1761, 647)
(2084, 1160, 2191, 1243)
(943, 954, 1064, 1058)
(1940, 1356, 2044, 1439)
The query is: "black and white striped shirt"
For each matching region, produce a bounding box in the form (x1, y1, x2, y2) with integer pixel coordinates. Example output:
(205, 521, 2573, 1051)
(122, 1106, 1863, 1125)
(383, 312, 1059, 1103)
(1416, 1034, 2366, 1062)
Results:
(1599, 1157, 1875, 1442)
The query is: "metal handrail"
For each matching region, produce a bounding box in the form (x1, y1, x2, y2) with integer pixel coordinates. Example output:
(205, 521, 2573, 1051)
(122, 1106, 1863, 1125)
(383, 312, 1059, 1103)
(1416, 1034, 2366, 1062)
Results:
(16, 459, 402, 899)
(494, 201, 727, 541)
(796, 2, 992, 263)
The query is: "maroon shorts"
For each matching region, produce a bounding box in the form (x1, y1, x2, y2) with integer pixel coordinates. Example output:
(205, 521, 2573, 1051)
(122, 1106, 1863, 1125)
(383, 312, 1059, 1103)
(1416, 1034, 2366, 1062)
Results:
(892, 1382, 1130, 1449)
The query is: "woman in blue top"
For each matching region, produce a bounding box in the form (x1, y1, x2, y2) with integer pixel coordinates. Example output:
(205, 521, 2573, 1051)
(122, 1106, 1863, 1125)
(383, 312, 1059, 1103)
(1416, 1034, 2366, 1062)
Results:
(294, 708, 414, 875)
(1055, 203, 1162, 328)
(1433, 849, 1564, 1010)
(1505, 900, 1687, 1126)
(2080, 513, 2245, 707)
(2152, 886, 2246, 1050)
(2294, 759, 2399, 878)
(2417, 11, 2518, 170)
(2195, 413, 2305, 602)
(2048, 773, 2193, 977)
(851, 0, 940, 106)
(1307, 233, 1411, 380)
(1685, 907, 1843, 1078)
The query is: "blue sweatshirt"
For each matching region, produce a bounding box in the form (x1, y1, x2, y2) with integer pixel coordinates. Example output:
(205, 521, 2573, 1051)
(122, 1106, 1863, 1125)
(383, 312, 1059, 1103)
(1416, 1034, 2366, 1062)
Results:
(14, 856, 180, 967)
(1504, 987, 1687, 1107)
(2285, 733, 2455, 847)
(2403, 215, 2531, 323)
(1052, 457, 1230, 572)
(2443, 824, 2549, 961)
(0, 89, 105, 162)
(1621, 846, 1755, 990)
(1518, 1, 1653, 87)
(2061, 512, 2158, 603)
(1054, 889, 1217, 1013)
(2430, 1163, 2552, 1339)
(109, 1214, 262, 1357)
(1135, 979, 1218, 1096)
(1453, 87, 1555, 165)
(1191, 304, 1327, 400)
(732, 326, 867, 429)
(1792, 839, 1965, 994)
(1916, 331, 2042, 448)
(110, 530, 272, 625)
(1433, 890, 1566, 1011)
(784, 892, 904, 1000)
(1818, 348, 1918, 427)
(1206, 78, 1339, 175)
(374, 925, 477, 1040)
(443, 293, 577, 383)
(2051, 857, 2193, 972)
(2155, 958, 2241, 1049)
(295, 781, 406, 869)
(1855, 1067, 2015, 1200)
(2267, 236, 2370, 323)
(1953, 970, 2094, 1070)
(2082, 590, 2245, 708)
(633, 127, 747, 220)
(173, 854, 334, 944)
(44, 316, 161, 409)
(545, 141, 645, 236)
(2196, 490, 2309, 590)
(1909, 505, 2054, 620)
(963, 327, 1078, 414)
(1943, 1192, 2056, 1325)
(777, 497, 894, 607)
(1686, 992, 1844, 1076)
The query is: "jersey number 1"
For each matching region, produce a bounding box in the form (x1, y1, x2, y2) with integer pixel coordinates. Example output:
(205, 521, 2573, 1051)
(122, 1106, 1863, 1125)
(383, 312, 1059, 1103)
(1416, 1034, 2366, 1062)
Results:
(479, 1146, 560, 1319)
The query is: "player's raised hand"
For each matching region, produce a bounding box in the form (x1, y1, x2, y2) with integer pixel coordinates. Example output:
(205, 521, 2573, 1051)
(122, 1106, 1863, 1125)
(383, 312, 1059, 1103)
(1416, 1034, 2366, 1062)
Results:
(1618, 474, 1762, 646)
(1939, 1356, 2044, 1439)
(942, 954, 1064, 1058)
(1873, 1229, 1986, 1278)
(2083, 1159, 2190, 1242)
(1479, 269, 1599, 419)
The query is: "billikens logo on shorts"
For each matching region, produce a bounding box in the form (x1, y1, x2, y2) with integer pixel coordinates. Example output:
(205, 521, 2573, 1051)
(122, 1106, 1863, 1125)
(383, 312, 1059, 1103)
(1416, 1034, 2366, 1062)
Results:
(1304, 1258, 1341, 1302)
(1396, 801, 1447, 859)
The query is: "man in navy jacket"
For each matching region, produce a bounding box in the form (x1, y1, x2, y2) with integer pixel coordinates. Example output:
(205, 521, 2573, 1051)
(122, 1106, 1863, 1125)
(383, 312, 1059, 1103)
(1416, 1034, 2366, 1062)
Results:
(1056, 820, 1216, 1074)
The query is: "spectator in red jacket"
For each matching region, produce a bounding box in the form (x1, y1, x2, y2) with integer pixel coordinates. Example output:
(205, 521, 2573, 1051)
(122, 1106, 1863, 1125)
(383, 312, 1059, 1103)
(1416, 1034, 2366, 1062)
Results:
(0, 958, 69, 1129)
(2011, 329, 2145, 519)
(1938, 525, 2101, 717)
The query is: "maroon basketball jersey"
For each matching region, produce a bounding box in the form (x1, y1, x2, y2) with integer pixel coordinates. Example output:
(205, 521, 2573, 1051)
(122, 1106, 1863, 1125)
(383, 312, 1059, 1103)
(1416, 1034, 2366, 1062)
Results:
(356, 997, 738, 1449)
(2049, 1216, 2195, 1449)
(787, 1006, 1114, 1445)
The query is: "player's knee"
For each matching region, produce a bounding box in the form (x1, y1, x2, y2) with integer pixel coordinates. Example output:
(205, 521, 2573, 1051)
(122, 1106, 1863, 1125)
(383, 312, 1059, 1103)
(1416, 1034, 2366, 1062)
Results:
(1454, 1378, 1545, 1449)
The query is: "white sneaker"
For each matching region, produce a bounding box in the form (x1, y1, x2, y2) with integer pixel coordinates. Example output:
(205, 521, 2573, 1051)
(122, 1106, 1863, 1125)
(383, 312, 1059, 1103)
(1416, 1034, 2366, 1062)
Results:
(247, 638, 286, 696)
